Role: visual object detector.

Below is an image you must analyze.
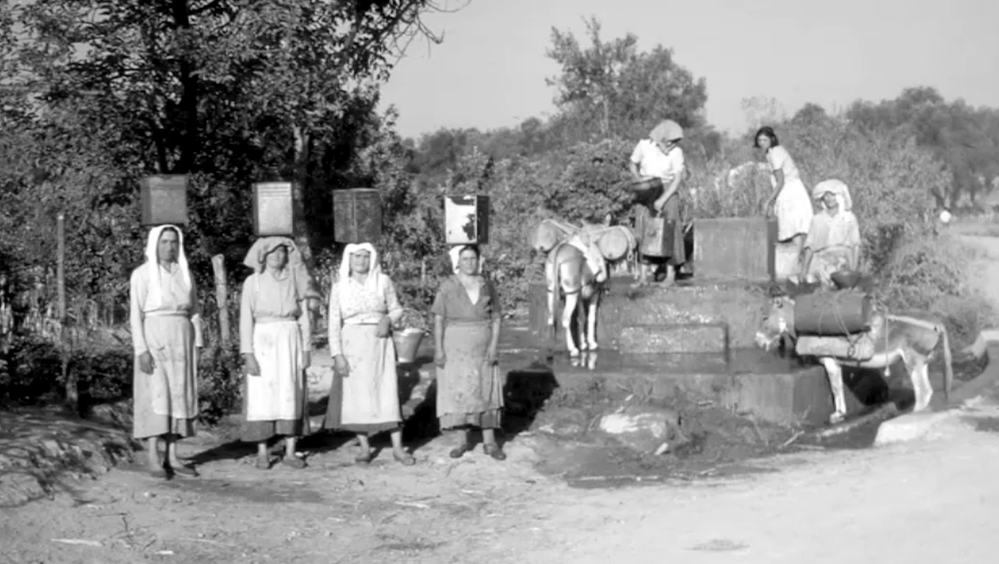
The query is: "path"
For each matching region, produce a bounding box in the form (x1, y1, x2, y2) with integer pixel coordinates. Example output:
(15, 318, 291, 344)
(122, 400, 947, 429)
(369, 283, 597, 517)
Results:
(2, 388, 998, 564)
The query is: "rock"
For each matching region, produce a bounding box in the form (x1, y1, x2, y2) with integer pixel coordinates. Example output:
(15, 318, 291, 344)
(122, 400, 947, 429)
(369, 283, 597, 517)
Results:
(0, 472, 47, 507)
(596, 406, 685, 454)
(874, 410, 962, 446)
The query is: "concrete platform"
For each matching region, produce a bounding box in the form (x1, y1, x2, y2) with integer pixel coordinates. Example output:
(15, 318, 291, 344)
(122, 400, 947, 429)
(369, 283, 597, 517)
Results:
(529, 277, 770, 352)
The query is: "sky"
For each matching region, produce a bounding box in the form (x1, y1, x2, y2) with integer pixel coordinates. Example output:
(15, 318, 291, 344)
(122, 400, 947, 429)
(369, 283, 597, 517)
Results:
(379, 0, 999, 140)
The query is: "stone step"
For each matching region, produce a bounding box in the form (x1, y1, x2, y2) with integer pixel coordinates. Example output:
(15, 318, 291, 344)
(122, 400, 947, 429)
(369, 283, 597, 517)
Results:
(619, 323, 729, 355)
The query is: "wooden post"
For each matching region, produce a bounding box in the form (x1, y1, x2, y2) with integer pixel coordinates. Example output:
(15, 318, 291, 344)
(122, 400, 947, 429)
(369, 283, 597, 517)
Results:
(57, 213, 76, 412)
(211, 254, 230, 346)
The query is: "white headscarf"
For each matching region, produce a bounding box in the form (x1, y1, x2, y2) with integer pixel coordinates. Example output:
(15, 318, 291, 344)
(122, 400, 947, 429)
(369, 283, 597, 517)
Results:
(813, 179, 853, 212)
(338, 242, 383, 304)
(449, 245, 483, 274)
(144, 224, 192, 310)
(243, 236, 317, 301)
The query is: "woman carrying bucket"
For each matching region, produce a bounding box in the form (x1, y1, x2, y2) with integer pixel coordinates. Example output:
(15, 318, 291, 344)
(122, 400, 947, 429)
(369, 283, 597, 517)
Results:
(628, 119, 687, 286)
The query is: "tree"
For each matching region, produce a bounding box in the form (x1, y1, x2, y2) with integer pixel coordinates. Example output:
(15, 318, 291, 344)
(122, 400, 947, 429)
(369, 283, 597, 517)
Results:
(545, 16, 710, 145)
(2, 0, 458, 262)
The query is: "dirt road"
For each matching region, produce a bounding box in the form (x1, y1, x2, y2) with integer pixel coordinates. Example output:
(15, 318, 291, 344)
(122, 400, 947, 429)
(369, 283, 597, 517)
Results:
(3, 394, 998, 564)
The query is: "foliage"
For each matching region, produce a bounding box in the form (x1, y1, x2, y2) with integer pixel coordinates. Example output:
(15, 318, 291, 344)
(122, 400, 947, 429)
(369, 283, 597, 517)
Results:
(846, 86, 999, 208)
(875, 234, 997, 350)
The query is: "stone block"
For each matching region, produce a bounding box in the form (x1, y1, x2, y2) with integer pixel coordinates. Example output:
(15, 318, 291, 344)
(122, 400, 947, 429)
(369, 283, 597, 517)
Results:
(619, 324, 728, 355)
(692, 217, 777, 281)
(874, 411, 959, 446)
(774, 241, 800, 282)
(528, 279, 770, 352)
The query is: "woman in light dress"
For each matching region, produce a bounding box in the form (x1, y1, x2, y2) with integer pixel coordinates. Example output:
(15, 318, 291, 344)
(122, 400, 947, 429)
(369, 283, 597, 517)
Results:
(629, 119, 687, 285)
(325, 243, 415, 465)
(239, 236, 314, 470)
(129, 225, 202, 478)
(755, 126, 814, 258)
(798, 179, 862, 289)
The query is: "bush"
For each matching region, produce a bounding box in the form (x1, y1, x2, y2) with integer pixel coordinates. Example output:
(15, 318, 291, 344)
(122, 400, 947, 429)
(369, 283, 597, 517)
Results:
(876, 234, 997, 350)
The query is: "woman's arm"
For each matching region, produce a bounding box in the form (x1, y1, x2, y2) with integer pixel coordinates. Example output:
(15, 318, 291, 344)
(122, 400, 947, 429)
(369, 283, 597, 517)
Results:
(189, 275, 204, 348)
(129, 268, 149, 357)
(327, 283, 344, 359)
(239, 277, 255, 356)
(655, 173, 683, 213)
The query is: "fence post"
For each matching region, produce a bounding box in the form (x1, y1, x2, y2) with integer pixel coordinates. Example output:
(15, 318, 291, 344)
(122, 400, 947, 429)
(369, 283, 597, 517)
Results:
(57, 212, 77, 413)
(211, 254, 230, 346)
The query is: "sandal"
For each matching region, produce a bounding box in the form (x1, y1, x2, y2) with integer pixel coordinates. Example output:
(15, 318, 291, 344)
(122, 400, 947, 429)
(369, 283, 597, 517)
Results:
(168, 463, 199, 477)
(449, 443, 474, 459)
(393, 451, 416, 466)
(354, 452, 373, 465)
(483, 443, 507, 461)
(148, 467, 170, 479)
(282, 456, 307, 469)
(255, 456, 271, 470)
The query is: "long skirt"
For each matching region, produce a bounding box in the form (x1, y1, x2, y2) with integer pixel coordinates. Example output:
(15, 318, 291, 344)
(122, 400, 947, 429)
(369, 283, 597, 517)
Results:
(633, 194, 685, 266)
(775, 178, 814, 242)
(806, 247, 852, 288)
(132, 315, 198, 440)
(324, 324, 401, 434)
(437, 320, 504, 430)
(241, 320, 308, 442)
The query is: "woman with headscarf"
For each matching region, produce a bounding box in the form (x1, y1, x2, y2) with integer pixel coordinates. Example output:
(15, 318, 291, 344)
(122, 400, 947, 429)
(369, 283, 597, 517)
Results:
(239, 236, 314, 470)
(755, 126, 814, 252)
(432, 244, 505, 461)
(798, 179, 861, 288)
(129, 225, 202, 478)
(325, 243, 414, 465)
(629, 119, 688, 286)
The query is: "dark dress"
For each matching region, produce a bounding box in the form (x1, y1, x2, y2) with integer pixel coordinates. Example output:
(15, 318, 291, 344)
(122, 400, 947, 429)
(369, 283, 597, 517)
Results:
(430, 276, 504, 429)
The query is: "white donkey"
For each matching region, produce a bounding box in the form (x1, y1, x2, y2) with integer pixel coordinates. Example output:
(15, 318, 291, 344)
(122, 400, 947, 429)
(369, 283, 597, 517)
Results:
(755, 295, 954, 424)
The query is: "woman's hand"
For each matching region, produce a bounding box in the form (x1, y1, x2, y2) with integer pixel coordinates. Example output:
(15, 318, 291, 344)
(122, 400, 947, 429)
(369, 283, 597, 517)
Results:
(244, 354, 261, 377)
(138, 351, 155, 375)
(376, 315, 391, 338)
(333, 354, 350, 378)
(434, 349, 446, 368)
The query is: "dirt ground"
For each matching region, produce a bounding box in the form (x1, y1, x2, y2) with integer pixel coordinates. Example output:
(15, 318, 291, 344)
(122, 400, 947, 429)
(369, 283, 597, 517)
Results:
(3, 221, 999, 564)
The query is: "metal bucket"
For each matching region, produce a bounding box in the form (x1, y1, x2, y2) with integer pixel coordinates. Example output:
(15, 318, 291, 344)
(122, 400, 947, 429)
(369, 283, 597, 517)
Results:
(597, 226, 634, 261)
(393, 328, 425, 364)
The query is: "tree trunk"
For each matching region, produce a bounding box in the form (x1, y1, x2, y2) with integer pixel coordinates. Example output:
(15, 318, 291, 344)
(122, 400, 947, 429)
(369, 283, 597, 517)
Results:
(292, 123, 314, 268)
(172, 0, 199, 174)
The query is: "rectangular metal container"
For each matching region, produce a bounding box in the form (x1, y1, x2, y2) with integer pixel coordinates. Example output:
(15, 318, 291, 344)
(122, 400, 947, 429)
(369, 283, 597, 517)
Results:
(140, 175, 188, 226)
(444, 195, 489, 245)
(333, 188, 382, 244)
(252, 181, 295, 237)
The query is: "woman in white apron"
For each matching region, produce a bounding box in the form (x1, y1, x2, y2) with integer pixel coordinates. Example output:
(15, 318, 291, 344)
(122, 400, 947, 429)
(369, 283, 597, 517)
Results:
(129, 225, 202, 478)
(325, 243, 414, 465)
(629, 119, 688, 286)
(756, 126, 814, 254)
(239, 237, 314, 470)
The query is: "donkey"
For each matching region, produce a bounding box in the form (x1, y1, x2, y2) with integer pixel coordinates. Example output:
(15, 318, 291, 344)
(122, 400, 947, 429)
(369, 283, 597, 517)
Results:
(545, 241, 605, 357)
(755, 295, 954, 424)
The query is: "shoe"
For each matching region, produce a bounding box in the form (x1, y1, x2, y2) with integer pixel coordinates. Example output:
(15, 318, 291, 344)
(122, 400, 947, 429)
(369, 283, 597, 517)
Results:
(483, 443, 506, 461)
(354, 452, 373, 465)
(168, 462, 199, 477)
(449, 443, 473, 459)
(255, 456, 271, 470)
(282, 456, 307, 469)
(393, 451, 416, 466)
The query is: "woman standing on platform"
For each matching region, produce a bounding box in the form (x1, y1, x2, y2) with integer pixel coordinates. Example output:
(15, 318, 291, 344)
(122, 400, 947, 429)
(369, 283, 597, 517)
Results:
(629, 119, 687, 286)
(325, 243, 415, 465)
(755, 126, 814, 257)
(432, 244, 506, 461)
(239, 237, 314, 470)
(129, 225, 202, 478)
